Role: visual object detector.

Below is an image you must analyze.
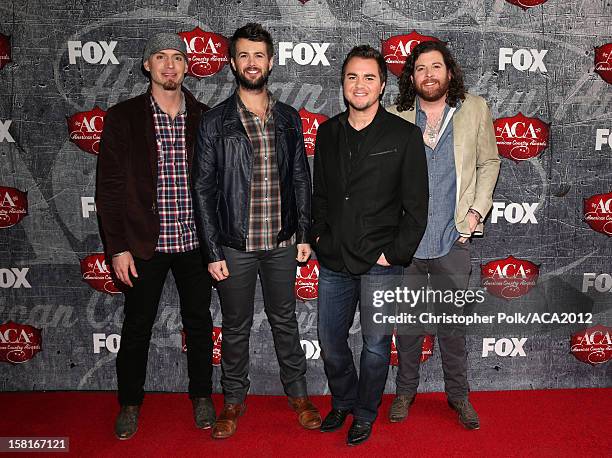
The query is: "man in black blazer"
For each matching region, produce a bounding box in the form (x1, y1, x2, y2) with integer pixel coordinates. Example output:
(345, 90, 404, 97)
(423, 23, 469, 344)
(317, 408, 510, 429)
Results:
(312, 45, 428, 445)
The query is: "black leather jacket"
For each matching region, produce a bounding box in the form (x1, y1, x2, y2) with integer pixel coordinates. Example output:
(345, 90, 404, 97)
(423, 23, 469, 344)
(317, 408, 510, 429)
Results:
(192, 92, 311, 262)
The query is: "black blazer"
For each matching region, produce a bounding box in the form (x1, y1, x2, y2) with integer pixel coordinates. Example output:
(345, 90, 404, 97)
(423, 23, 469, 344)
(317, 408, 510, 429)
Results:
(192, 92, 311, 262)
(96, 87, 208, 260)
(312, 105, 428, 274)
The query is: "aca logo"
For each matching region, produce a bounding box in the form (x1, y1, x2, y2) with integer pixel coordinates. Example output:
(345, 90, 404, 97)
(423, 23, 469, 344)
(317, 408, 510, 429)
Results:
(382, 31, 439, 77)
(67, 40, 118, 65)
(178, 27, 229, 78)
(299, 108, 328, 157)
(494, 113, 549, 161)
(67, 107, 106, 155)
(0, 186, 28, 229)
(0, 33, 10, 70)
(0, 321, 42, 364)
(390, 333, 434, 366)
(211, 326, 222, 366)
(80, 253, 121, 295)
(505, 0, 548, 10)
(181, 326, 222, 366)
(583, 192, 612, 236)
(295, 259, 319, 301)
(594, 43, 612, 84)
(481, 256, 540, 299)
(570, 325, 612, 366)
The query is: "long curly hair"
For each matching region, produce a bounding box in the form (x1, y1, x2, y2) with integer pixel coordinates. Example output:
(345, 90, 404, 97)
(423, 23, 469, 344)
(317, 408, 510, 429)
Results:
(395, 40, 466, 111)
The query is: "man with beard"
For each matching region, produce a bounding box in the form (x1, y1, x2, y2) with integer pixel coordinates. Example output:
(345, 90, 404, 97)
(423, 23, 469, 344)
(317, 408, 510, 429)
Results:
(97, 33, 214, 439)
(312, 45, 428, 445)
(191, 23, 320, 439)
(387, 40, 500, 429)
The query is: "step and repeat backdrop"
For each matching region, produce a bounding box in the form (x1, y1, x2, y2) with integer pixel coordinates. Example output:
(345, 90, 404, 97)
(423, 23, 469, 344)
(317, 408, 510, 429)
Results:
(1, 0, 610, 394)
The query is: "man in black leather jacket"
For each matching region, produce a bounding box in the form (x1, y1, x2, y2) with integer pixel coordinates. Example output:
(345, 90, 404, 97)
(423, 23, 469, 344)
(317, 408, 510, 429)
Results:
(191, 23, 320, 440)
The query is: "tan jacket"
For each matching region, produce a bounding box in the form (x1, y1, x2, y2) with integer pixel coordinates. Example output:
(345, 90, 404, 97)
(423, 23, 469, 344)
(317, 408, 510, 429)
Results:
(387, 93, 501, 237)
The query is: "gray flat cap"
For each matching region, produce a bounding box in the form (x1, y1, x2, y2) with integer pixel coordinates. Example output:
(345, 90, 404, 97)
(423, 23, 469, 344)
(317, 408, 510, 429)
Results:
(143, 32, 188, 62)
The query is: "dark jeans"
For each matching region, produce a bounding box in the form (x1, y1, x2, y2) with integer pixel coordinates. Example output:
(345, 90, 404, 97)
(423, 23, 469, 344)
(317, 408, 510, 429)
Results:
(216, 245, 307, 404)
(116, 249, 213, 406)
(395, 240, 471, 401)
(318, 263, 402, 423)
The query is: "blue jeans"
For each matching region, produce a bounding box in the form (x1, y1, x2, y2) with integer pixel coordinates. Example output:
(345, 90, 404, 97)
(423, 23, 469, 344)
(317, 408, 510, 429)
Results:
(318, 263, 402, 423)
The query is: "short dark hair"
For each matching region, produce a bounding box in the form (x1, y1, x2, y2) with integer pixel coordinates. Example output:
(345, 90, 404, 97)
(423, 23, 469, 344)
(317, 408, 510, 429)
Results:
(230, 23, 274, 59)
(341, 45, 388, 86)
(395, 40, 466, 111)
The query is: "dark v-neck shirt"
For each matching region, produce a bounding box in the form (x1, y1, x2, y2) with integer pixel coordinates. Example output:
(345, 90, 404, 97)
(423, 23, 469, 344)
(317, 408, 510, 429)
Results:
(346, 120, 373, 161)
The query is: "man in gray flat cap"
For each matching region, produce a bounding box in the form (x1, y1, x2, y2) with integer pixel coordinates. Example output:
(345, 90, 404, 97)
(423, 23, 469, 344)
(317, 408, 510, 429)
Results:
(97, 32, 215, 439)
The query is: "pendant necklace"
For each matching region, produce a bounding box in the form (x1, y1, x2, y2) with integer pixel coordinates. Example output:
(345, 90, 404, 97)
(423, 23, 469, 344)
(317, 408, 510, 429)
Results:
(424, 113, 443, 148)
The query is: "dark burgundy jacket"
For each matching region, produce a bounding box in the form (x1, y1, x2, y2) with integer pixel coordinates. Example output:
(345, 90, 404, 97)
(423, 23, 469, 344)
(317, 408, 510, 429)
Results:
(96, 87, 208, 260)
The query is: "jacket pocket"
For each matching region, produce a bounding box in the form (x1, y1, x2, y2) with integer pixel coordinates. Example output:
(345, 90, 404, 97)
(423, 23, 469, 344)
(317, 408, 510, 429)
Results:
(368, 148, 397, 157)
(276, 126, 297, 150)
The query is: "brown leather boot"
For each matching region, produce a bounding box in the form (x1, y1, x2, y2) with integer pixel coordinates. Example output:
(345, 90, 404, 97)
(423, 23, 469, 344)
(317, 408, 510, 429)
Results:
(288, 396, 322, 429)
(448, 398, 480, 430)
(388, 394, 416, 423)
(211, 403, 246, 439)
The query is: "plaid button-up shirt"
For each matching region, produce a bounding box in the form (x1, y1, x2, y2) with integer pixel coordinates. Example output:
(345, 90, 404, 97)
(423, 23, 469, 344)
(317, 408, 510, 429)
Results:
(237, 92, 293, 251)
(151, 95, 199, 253)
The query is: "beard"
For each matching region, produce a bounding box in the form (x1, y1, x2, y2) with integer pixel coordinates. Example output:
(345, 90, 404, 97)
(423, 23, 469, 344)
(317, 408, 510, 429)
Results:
(161, 80, 181, 91)
(235, 66, 270, 90)
(415, 77, 451, 102)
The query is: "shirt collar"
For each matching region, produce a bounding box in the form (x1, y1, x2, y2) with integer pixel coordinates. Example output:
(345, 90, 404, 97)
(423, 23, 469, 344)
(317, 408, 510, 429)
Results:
(150, 91, 186, 116)
(236, 89, 276, 120)
(415, 96, 462, 114)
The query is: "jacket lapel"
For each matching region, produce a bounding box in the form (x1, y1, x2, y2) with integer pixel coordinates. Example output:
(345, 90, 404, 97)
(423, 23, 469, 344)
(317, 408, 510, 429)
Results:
(142, 91, 157, 187)
(402, 108, 416, 124)
(222, 92, 249, 138)
(337, 111, 350, 191)
(450, 103, 464, 205)
(183, 88, 198, 168)
(349, 105, 389, 166)
(274, 104, 290, 173)
(354, 105, 387, 164)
